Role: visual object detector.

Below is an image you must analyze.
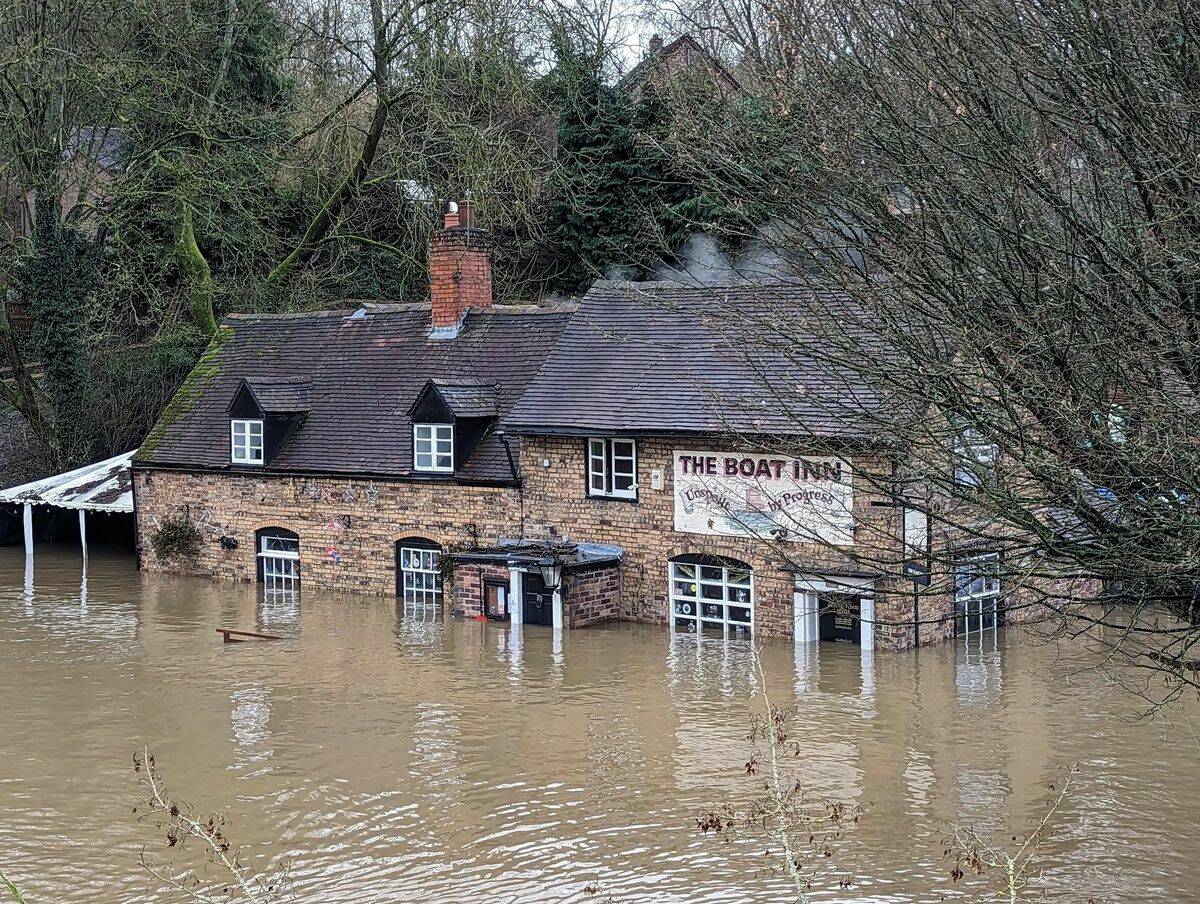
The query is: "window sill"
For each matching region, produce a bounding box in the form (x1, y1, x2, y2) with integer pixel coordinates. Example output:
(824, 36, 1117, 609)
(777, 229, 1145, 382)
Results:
(586, 493, 639, 504)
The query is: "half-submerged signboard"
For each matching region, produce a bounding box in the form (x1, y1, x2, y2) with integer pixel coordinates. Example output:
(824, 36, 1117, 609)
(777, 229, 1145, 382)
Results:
(673, 451, 854, 545)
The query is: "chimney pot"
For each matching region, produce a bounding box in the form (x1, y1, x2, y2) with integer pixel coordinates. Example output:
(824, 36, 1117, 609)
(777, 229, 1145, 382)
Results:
(458, 199, 476, 229)
(649, 33, 664, 53)
(442, 199, 460, 229)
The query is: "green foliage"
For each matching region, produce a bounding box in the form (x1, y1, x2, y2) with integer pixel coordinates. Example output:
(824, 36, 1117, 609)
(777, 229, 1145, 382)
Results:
(542, 41, 750, 292)
(1, 868, 28, 904)
(0, 1, 757, 463)
(14, 198, 101, 466)
(149, 515, 203, 563)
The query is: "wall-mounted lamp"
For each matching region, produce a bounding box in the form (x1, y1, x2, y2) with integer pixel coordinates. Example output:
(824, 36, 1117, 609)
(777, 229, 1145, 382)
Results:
(537, 557, 563, 592)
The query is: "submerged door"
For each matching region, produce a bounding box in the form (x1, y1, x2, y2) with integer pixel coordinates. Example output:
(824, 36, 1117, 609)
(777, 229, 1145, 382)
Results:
(819, 593, 861, 644)
(522, 570, 553, 626)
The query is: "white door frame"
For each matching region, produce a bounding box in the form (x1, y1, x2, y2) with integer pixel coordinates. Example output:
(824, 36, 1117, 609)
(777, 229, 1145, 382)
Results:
(794, 573, 877, 652)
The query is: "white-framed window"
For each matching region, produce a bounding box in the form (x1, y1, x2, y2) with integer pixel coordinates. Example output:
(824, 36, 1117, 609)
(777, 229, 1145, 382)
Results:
(587, 437, 637, 499)
(670, 556, 753, 631)
(231, 419, 264, 465)
(257, 528, 300, 590)
(953, 427, 997, 487)
(903, 506, 929, 556)
(399, 545, 442, 607)
(414, 424, 454, 473)
(955, 552, 1000, 635)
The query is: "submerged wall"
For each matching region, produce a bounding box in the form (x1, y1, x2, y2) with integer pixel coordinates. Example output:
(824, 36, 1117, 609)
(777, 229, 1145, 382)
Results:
(133, 469, 522, 595)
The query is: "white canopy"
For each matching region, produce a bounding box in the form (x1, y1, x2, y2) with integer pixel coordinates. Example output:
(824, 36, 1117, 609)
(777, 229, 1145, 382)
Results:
(0, 450, 136, 513)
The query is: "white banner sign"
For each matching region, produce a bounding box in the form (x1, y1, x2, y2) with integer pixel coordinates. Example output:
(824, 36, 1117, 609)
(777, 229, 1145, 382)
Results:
(673, 451, 854, 545)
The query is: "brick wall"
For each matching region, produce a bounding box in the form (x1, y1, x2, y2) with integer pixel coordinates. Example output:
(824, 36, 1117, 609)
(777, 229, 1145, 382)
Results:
(134, 433, 967, 650)
(565, 564, 621, 628)
(515, 435, 932, 649)
(133, 469, 521, 594)
(451, 562, 510, 618)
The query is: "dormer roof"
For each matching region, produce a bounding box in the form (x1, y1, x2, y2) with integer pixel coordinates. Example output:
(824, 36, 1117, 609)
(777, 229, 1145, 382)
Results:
(408, 379, 497, 420)
(228, 377, 312, 415)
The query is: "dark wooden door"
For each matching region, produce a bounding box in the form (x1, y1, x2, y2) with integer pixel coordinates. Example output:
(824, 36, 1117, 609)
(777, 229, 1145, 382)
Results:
(522, 571, 553, 626)
(819, 593, 861, 644)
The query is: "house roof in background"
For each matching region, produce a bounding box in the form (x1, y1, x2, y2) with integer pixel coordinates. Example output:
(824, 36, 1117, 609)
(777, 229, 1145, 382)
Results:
(136, 304, 574, 482)
(619, 34, 741, 94)
(504, 280, 888, 441)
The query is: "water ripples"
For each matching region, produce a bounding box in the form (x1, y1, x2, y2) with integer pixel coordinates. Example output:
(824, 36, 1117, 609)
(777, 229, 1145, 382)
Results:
(1, 546, 1199, 902)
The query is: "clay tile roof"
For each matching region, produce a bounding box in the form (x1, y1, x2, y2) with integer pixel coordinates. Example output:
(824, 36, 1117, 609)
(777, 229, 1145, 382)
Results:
(136, 305, 574, 482)
(504, 280, 888, 442)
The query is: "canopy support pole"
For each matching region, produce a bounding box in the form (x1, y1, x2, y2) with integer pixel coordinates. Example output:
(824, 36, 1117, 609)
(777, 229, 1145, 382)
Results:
(23, 503, 33, 558)
(78, 509, 88, 559)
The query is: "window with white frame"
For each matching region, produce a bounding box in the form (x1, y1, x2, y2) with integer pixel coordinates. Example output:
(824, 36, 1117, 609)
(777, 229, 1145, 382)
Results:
(954, 553, 1001, 635)
(670, 556, 753, 631)
(587, 437, 637, 499)
(257, 528, 300, 589)
(399, 544, 442, 607)
(903, 506, 929, 556)
(953, 427, 997, 487)
(413, 424, 454, 472)
(231, 419, 264, 464)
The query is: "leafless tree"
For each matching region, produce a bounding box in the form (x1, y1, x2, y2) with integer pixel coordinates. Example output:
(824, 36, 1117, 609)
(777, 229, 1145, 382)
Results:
(133, 748, 293, 903)
(662, 0, 1200, 703)
(695, 651, 860, 900)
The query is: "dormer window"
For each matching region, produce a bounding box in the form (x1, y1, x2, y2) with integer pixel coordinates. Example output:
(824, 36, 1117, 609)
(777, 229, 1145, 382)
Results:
(414, 424, 454, 472)
(407, 379, 498, 478)
(231, 419, 264, 464)
(226, 378, 310, 468)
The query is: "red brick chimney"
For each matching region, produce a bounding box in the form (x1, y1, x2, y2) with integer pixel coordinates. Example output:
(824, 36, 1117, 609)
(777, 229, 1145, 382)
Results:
(429, 199, 492, 334)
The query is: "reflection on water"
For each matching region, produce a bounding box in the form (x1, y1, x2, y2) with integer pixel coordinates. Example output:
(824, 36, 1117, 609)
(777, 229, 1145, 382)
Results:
(2, 545, 1199, 903)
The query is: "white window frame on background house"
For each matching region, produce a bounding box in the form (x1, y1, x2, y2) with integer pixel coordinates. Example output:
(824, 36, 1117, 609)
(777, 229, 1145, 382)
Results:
(587, 437, 637, 500)
(954, 427, 997, 487)
(955, 552, 1001, 636)
(413, 424, 454, 473)
(258, 530, 300, 589)
(669, 557, 754, 632)
(399, 545, 442, 608)
(231, 419, 264, 464)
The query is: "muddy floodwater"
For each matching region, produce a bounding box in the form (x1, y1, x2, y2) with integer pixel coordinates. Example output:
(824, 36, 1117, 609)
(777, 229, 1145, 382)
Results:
(2, 546, 1199, 903)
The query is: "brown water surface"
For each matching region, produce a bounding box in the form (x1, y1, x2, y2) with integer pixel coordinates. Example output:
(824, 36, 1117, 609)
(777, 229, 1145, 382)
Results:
(1, 546, 1197, 903)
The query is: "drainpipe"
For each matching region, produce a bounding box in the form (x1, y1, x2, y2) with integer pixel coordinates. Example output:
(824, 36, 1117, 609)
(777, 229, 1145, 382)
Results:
(497, 429, 519, 484)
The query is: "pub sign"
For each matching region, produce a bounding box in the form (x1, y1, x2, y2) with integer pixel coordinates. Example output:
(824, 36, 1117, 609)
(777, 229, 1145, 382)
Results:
(673, 450, 854, 545)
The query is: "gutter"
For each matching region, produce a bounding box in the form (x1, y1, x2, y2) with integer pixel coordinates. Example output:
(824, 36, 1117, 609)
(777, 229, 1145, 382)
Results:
(131, 460, 521, 490)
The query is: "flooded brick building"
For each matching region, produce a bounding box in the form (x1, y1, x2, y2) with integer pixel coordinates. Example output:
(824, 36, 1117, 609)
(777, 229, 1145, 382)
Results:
(133, 201, 1003, 652)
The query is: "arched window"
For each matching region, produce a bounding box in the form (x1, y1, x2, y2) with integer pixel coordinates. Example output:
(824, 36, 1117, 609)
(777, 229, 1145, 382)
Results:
(396, 537, 442, 607)
(256, 527, 300, 588)
(669, 553, 753, 631)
